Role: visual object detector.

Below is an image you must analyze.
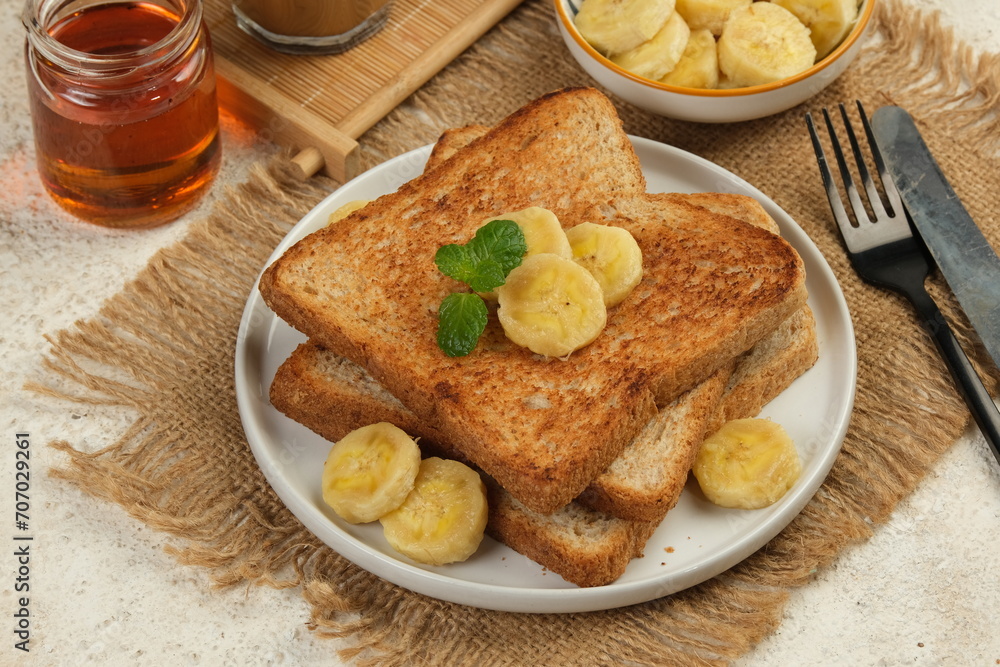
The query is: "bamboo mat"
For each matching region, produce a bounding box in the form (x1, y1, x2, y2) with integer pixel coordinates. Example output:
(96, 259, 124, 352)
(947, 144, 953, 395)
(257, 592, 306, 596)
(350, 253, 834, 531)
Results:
(203, 0, 525, 182)
(35, 0, 1000, 664)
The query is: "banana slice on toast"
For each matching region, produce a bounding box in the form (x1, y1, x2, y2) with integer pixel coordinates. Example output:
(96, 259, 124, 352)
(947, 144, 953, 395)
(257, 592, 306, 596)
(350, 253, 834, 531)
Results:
(692, 418, 802, 509)
(321, 422, 421, 524)
(479, 207, 572, 300)
(497, 253, 608, 357)
(565, 222, 643, 307)
(380, 457, 488, 565)
(328, 199, 371, 224)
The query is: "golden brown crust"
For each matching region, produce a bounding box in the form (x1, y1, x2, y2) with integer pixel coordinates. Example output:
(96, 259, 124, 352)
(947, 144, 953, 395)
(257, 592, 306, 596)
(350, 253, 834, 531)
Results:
(708, 306, 820, 434)
(485, 480, 659, 588)
(259, 88, 807, 514)
(271, 342, 658, 588)
(426, 125, 490, 170)
(263, 107, 819, 586)
(575, 366, 731, 522)
(268, 303, 816, 587)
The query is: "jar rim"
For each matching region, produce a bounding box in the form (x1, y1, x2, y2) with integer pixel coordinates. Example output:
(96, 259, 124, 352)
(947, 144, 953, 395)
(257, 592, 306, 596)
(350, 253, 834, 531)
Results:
(22, 0, 202, 73)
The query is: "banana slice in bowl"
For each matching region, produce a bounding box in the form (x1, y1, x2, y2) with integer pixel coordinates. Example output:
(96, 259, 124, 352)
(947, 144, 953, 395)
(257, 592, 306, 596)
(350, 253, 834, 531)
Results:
(772, 0, 861, 60)
(717, 2, 816, 88)
(660, 28, 720, 89)
(675, 0, 750, 35)
(610, 11, 691, 81)
(574, 0, 676, 56)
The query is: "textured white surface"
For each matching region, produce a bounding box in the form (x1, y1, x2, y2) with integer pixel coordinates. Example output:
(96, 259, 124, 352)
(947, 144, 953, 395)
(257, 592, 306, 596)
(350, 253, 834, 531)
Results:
(2, 0, 998, 664)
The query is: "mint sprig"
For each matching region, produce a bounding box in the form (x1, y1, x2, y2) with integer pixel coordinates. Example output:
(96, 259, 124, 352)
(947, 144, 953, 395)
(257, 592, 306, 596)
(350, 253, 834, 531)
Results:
(434, 219, 527, 357)
(437, 293, 489, 357)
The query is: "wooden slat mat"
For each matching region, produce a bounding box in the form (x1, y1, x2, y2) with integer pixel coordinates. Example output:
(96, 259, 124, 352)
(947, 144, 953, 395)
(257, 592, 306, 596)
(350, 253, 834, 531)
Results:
(203, 0, 525, 182)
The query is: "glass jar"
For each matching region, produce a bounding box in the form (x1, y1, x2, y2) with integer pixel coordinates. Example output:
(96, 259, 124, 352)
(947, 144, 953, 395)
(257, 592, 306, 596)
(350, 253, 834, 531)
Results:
(232, 0, 392, 55)
(22, 0, 221, 228)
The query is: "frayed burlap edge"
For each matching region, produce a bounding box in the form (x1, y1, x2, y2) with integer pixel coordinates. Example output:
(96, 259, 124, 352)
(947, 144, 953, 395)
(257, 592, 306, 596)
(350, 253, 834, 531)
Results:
(30, 0, 999, 665)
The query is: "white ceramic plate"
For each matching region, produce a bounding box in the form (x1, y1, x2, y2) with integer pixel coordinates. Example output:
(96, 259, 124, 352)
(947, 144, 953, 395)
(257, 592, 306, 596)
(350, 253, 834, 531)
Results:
(234, 137, 857, 614)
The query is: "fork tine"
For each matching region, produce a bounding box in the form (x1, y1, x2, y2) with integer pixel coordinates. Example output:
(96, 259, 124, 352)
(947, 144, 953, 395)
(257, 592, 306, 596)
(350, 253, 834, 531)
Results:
(838, 103, 890, 223)
(855, 100, 905, 220)
(822, 106, 871, 226)
(805, 111, 853, 232)
(840, 102, 906, 225)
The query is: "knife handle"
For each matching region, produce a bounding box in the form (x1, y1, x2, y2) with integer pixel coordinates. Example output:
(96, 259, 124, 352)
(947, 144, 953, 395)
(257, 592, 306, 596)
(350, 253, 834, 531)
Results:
(908, 286, 1000, 466)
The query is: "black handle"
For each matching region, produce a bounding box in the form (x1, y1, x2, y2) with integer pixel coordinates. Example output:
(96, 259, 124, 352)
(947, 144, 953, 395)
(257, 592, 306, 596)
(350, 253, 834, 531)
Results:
(907, 285, 1000, 466)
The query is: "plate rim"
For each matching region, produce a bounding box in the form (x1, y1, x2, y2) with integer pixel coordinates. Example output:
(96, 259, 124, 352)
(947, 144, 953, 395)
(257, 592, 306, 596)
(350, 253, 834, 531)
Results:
(234, 136, 857, 613)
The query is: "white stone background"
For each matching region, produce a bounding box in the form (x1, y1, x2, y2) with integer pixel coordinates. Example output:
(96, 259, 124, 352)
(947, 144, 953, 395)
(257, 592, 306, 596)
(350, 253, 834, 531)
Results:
(1, 0, 998, 664)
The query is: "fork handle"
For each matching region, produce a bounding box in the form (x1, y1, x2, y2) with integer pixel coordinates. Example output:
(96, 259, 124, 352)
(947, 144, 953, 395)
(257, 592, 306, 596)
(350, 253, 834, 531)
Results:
(906, 284, 1000, 465)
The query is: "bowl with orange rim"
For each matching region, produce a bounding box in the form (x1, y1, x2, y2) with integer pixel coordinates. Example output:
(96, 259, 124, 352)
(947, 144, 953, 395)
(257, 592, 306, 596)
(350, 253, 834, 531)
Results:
(554, 0, 876, 123)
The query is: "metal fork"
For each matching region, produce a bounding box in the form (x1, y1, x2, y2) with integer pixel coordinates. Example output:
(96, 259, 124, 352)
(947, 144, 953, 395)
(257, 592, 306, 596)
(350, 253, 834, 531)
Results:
(807, 102, 1000, 464)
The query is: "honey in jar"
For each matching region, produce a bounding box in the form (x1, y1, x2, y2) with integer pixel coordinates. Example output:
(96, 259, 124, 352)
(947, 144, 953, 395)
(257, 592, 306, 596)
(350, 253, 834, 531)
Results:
(23, 0, 221, 228)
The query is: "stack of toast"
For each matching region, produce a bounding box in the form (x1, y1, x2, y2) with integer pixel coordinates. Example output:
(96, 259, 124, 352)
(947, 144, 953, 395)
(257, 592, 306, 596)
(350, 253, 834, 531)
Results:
(259, 88, 818, 587)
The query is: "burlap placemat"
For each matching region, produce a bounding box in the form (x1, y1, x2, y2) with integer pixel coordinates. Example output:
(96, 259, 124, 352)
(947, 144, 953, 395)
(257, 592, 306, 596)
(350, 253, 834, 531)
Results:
(33, 0, 999, 663)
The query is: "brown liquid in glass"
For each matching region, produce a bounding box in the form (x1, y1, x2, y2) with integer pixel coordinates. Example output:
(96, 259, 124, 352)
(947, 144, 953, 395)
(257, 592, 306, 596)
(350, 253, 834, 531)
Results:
(28, 2, 220, 227)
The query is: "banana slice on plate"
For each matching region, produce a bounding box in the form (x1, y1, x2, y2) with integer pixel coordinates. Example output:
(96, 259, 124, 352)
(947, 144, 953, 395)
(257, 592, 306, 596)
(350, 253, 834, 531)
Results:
(692, 418, 802, 510)
(717, 2, 817, 87)
(380, 457, 488, 566)
(675, 0, 750, 35)
(479, 207, 571, 300)
(575, 0, 676, 57)
(564, 222, 643, 308)
(660, 28, 719, 89)
(321, 422, 421, 524)
(610, 11, 691, 81)
(497, 253, 608, 357)
(772, 0, 860, 60)
(327, 199, 371, 224)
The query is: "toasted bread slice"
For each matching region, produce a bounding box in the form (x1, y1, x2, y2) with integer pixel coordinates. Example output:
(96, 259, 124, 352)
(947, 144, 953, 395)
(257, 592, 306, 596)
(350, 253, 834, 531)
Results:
(267, 305, 816, 584)
(259, 88, 807, 513)
(484, 482, 660, 588)
(578, 306, 817, 520)
(268, 340, 657, 587)
(426, 124, 491, 171)
(270, 306, 816, 526)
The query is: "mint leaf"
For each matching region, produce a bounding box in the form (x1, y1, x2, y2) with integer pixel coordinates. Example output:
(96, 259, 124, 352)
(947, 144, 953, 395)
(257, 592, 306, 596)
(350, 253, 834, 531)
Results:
(434, 218, 527, 356)
(437, 293, 488, 357)
(436, 219, 527, 292)
(465, 258, 506, 293)
(466, 219, 528, 286)
(434, 244, 476, 284)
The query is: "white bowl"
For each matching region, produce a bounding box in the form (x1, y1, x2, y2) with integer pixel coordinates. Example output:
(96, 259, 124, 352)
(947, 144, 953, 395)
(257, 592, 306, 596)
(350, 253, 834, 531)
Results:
(554, 0, 876, 123)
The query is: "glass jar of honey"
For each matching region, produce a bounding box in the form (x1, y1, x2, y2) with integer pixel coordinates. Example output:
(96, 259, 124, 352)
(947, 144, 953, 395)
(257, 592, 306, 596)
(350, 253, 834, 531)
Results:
(22, 0, 221, 228)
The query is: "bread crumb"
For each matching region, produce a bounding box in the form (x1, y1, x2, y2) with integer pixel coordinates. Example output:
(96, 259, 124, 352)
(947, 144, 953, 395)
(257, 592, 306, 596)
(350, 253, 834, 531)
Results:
(664, 546, 675, 553)
(917, 643, 924, 648)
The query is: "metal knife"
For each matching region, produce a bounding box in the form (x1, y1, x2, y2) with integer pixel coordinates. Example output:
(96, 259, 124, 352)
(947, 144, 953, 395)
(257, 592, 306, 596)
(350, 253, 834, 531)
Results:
(871, 105, 1000, 370)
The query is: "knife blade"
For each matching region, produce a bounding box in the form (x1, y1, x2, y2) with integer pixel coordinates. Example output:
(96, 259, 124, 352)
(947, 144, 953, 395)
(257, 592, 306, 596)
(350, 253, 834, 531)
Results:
(871, 105, 1000, 369)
